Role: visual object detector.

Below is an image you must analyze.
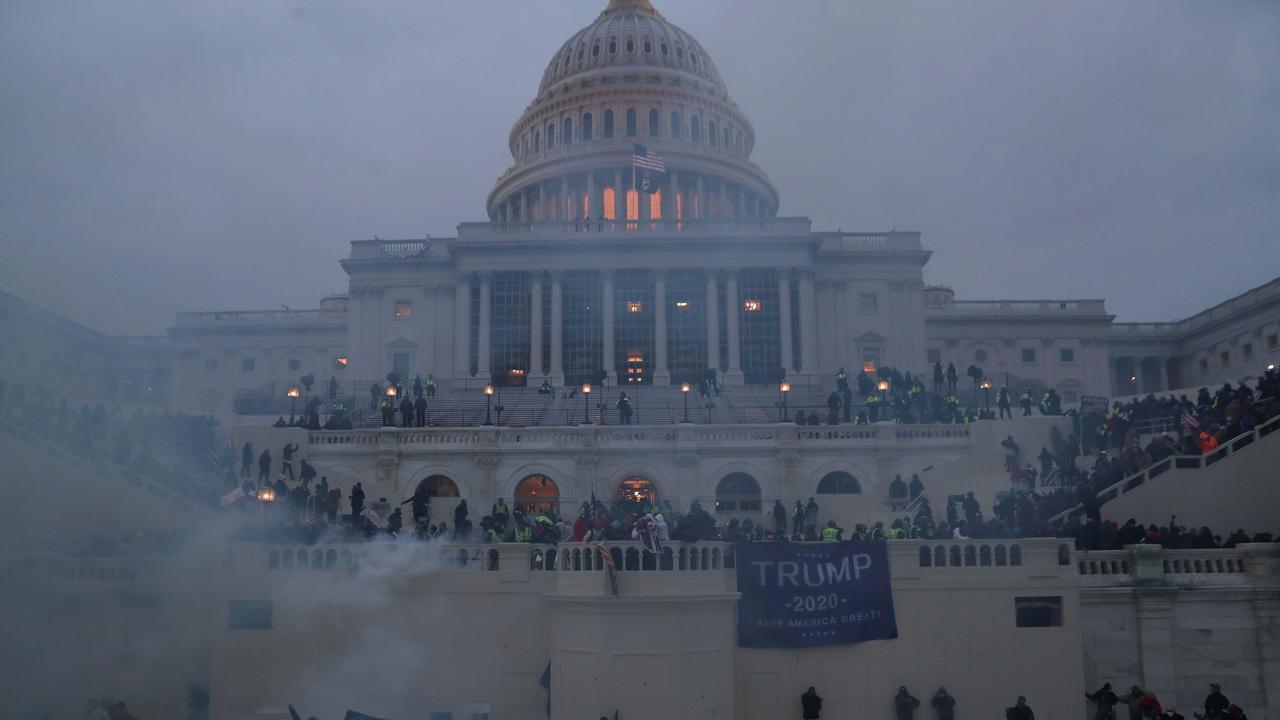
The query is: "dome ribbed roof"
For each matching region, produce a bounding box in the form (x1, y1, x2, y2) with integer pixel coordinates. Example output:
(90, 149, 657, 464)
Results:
(536, 0, 728, 99)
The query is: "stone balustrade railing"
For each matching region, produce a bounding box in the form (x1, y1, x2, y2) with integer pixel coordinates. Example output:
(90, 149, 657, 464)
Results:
(926, 299, 1109, 316)
(1075, 544, 1279, 587)
(307, 421, 971, 452)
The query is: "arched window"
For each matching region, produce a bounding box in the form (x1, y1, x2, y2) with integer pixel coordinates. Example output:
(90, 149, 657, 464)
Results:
(724, 126, 731, 148)
(576, 46, 585, 63)
(515, 474, 559, 513)
(604, 110, 614, 139)
(691, 115, 702, 143)
(617, 477, 659, 505)
(625, 37, 635, 53)
(660, 42, 669, 56)
(709, 120, 718, 146)
(715, 473, 761, 513)
(603, 187, 617, 220)
(643, 38, 652, 54)
(608, 38, 617, 55)
(670, 111, 682, 139)
(416, 475, 460, 497)
(563, 117, 573, 145)
(582, 112, 593, 141)
(534, 129, 541, 153)
(626, 189, 639, 222)
(547, 123, 556, 149)
(649, 189, 662, 221)
(648, 109, 660, 138)
(591, 43, 600, 58)
(816, 471, 861, 494)
(626, 108, 637, 138)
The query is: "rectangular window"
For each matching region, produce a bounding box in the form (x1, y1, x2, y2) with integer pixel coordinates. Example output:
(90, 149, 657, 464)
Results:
(1015, 596, 1063, 628)
(393, 353, 411, 380)
(491, 271, 531, 385)
(1022, 348, 1036, 364)
(334, 356, 349, 370)
(229, 599, 273, 630)
(1220, 351, 1230, 367)
(1242, 343, 1254, 360)
(394, 301, 412, 319)
(240, 358, 255, 372)
(861, 347, 880, 369)
(1269, 334, 1279, 350)
(737, 269, 781, 384)
(1199, 358, 1209, 375)
(859, 293, 878, 312)
(927, 349, 941, 364)
(205, 359, 218, 373)
(1059, 348, 1075, 363)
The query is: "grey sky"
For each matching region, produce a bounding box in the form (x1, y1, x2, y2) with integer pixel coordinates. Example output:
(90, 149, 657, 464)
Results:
(1, 0, 1277, 336)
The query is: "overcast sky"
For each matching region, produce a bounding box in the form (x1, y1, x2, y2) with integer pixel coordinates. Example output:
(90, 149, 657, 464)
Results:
(1, 0, 1278, 335)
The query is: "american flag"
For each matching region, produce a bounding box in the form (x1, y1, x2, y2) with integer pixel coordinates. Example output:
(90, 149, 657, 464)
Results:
(633, 143, 666, 173)
(1181, 412, 1200, 432)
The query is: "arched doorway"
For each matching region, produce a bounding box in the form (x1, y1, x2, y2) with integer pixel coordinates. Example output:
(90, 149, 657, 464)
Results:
(515, 474, 559, 513)
(616, 477, 659, 506)
(715, 473, 761, 514)
(816, 471, 861, 495)
(416, 475, 460, 497)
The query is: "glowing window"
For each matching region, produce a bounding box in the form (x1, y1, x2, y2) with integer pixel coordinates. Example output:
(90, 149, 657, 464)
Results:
(581, 193, 589, 220)
(626, 189, 639, 221)
(650, 189, 662, 220)
(627, 301, 643, 313)
(743, 299, 762, 312)
(603, 188, 617, 220)
(675, 300, 689, 309)
(617, 477, 658, 504)
(334, 356, 349, 369)
(676, 191, 684, 221)
(515, 475, 559, 513)
(394, 301, 412, 319)
(863, 361, 877, 373)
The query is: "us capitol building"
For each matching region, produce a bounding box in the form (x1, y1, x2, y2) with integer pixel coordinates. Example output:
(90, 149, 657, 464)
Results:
(2, 2, 1279, 719)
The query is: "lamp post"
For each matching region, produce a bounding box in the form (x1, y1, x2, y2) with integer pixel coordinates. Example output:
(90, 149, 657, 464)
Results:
(980, 378, 992, 413)
(483, 384, 494, 426)
(582, 383, 592, 424)
(681, 382, 691, 423)
(876, 379, 890, 422)
(287, 387, 301, 422)
(779, 381, 791, 422)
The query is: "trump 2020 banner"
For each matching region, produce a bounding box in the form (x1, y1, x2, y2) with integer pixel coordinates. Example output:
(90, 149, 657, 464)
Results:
(734, 541, 898, 648)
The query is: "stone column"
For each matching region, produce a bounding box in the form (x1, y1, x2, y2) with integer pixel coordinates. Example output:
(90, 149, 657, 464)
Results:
(696, 174, 706, 220)
(654, 269, 670, 385)
(705, 269, 720, 372)
(1155, 358, 1168, 393)
(477, 271, 492, 383)
(602, 270, 616, 383)
(529, 272, 544, 380)
(550, 271, 565, 386)
(718, 181, 727, 219)
(455, 273, 472, 379)
(584, 173, 595, 223)
(778, 268, 793, 373)
(538, 183, 546, 223)
(614, 169, 624, 223)
(724, 268, 743, 384)
(833, 280, 849, 370)
(798, 270, 817, 378)
(519, 189, 529, 223)
(671, 173, 681, 223)
(1243, 544, 1280, 711)
(737, 186, 746, 220)
(559, 177, 569, 221)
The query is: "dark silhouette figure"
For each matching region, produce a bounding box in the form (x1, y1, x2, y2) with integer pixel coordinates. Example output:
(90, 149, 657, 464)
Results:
(257, 449, 272, 484)
(240, 442, 253, 478)
(1007, 696, 1035, 720)
(931, 687, 956, 720)
(1203, 683, 1230, 720)
(350, 481, 366, 521)
(415, 396, 428, 427)
(802, 687, 823, 719)
(1087, 683, 1118, 720)
(281, 443, 298, 481)
(399, 398, 414, 428)
(895, 686, 921, 720)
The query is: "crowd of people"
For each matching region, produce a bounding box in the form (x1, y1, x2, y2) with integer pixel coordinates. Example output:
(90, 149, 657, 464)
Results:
(1083, 680, 1248, 720)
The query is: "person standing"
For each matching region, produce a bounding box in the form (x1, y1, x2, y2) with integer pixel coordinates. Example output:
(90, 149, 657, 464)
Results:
(399, 397, 414, 428)
(1007, 696, 1035, 720)
(945, 362, 958, 392)
(997, 386, 1012, 419)
(257, 449, 272, 485)
(1203, 683, 1230, 720)
(1122, 686, 1145, 720)
(281, 443, 299, 481)
(350, 481, 366, 522)
(415, 395, 428, 427)
(932, 361, 944, 393)
(894, 686, 921, 720)
(931, 688, 955, 720)
(240, 442, 253, 478)
(801, 687, 823, 719)
(772, 499, 787, 535)
(1087, 683, 1119, 720)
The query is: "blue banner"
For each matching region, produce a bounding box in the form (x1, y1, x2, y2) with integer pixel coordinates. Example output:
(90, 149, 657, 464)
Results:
(734, 541, 897, 648)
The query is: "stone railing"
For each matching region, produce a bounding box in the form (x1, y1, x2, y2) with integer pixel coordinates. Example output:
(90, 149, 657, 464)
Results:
(307, 421, 973, 452)
(1075, 544, 1278, 587)
(926, 299, 1109, 316)
(812, 231, 924, 253)
(456, 217, 812, 240)
(173, 308, 345, 327)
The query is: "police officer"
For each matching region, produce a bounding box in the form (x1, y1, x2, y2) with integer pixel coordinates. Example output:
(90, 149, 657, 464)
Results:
(616, 391, 633, 425)
(822, 520, 840, 542)
(1020, 389, 1034, 417)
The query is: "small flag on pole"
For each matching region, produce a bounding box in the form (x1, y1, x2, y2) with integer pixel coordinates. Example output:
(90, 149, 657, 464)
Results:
(632, 143, 666, 173)
(596, 543, 620, 596)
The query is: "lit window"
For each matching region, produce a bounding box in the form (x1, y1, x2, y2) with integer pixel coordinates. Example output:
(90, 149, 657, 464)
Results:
(1022, 348, 1036, 363)
(603, 188, 616, 220)
(675, 300, 689, 309)
(394, 301, 412, 319)
(334, 356, 349, 369)
(240, 358, 255, 372)
(1243, 343, 1254, 360)
(863, 361, 877, 373)
(1060, 348, 1075, 363)
(581, 193, 589, 219)
(859, 293, 878, 312)
(743, 299, 762, 312)
(626, 301, 643, 313)
(1220, 351, 1230, 367)
(676, 191, 684, 221)
(626, 189, 639, 221)
(862, 347, 880, 370)
(650, 189, 662, 220)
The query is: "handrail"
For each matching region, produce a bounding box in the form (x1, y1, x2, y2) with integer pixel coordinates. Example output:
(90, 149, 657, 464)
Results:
(1048, 413, 1280, 526)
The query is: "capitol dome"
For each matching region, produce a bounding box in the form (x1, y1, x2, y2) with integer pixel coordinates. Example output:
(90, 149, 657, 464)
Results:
(486, 0, 779, 226)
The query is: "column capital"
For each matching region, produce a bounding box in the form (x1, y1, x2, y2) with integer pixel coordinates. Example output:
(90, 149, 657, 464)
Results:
(477, 270, 493, 282)
(601, 268, 615, 281)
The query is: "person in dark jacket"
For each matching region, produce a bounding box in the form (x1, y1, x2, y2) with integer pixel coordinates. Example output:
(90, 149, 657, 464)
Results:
(1006, 696, 1035, 720)
(895, 686, 921, 720)
(931, 687, 956, 720)
(349, 481, 366, 521)
(241, 442, 253, 477)
(258, 449, 272, 484)
(1203, 683, 1230, 720)
(801, 687, 822, 719)
(1087, 683, 1118, 720)
(399, 397, 414, 428)
(1121, 685, 1144, 720)
(281, 442, 298, 480)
